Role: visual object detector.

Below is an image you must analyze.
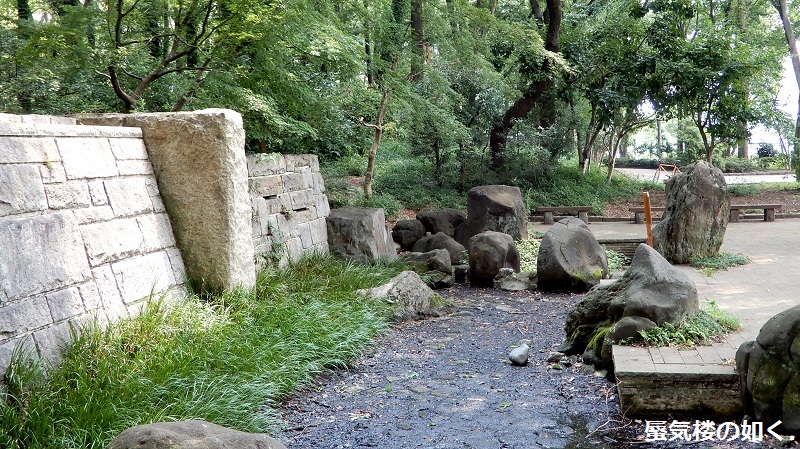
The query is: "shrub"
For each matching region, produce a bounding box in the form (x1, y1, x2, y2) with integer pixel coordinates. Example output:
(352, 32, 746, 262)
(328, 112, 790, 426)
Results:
(637, 301, 741, 347)
(690, 252, 749, 275)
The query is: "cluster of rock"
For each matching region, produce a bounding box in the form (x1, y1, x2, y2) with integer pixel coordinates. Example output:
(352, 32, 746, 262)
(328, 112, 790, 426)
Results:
(559, 243, 699, 373)
(737, 306, 800, 437)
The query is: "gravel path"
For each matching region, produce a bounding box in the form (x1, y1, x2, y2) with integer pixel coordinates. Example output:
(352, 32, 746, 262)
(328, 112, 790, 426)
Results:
(278, 285, 628, 448)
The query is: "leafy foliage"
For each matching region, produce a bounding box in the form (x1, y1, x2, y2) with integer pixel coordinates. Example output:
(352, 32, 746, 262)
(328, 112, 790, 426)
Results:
(637, 301, 741, 347)
(690, 251, 749, 276)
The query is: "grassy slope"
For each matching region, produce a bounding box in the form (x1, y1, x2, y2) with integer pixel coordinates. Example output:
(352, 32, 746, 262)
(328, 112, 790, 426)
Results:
(1, 255, 407, 449)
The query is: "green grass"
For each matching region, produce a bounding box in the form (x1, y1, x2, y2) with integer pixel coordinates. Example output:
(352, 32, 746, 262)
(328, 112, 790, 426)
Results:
(1, 254, 407, 449)
(515, 238, 627, 274)
(690, 251, 749, 276)
(636, 301, 741, 347)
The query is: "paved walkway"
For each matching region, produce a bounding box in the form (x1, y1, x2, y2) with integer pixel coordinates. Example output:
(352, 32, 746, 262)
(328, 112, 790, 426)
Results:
(534, 218, 800, 381)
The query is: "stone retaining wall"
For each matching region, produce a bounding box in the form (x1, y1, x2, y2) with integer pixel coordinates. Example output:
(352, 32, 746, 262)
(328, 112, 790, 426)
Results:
(0, 114, 186, 375)
(248, 153, 330, 267)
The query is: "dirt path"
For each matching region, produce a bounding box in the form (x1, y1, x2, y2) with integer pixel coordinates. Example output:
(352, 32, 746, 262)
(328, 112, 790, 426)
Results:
(278, 286, 626, 449)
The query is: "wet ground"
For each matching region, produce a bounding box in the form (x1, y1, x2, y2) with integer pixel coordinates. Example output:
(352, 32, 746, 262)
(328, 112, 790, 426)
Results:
(278, 286, 630, 449)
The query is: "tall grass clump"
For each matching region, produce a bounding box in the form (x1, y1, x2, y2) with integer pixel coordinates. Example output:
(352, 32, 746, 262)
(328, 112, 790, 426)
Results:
(1, 254, 406, 449)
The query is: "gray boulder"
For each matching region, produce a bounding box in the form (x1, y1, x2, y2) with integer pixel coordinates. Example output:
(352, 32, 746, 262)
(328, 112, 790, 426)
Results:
(454, 185, 529, 245)
(536, 218, 608, 292)
(412, 232, 466, 265)
(359, 270, 446, 321)
(737, 305, 800, 436)
(416, 208, 466, 237)
(392, 219, 426, 250)
(423, 271, 455, 290)
(560, 243, 698, 371)
(402, 249, 453, 275)
(467, 231, 520, 286)
(653, 161, 729, 264)
(493, 268, 536, 291)
(107, 420, 287, 449)
(327, 207, 397, 262)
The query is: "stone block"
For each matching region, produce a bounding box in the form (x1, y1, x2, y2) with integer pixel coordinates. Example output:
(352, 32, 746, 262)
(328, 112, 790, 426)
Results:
(137, 213, 177, 252)
(0, 113, 22, 123)
(88, 180, 109, 205)
(105, 178, 154, 217)
(297, 222, 313, 248)
(74, 205, 115, 224)
(314, 194, 331, 217)
(290, 189, 314, 210)
(0, 213, 90, 300)
(57, 137, 118, 179)
(0, 136, 59, 163)
(109, 138, 149, 160)
(247, 153, 285, 176)
(285, 154, 316, 172)
(300, 166, 313, 189)
(45, 181, 91, 209)
(310, 218, 328, 245)
(33, 320, 72, 364)
(20, 115, 51, 124)
(0, 338, 23, 380)
(0, 165, 47, 216)
(265, 213, 290, 238)
(91, 265, 125, 319)
(112, 251, 176, 304)
(40, 161, 67, 184)
(0, 296, 52, 336)
(326, 207, 397, 262)
(249, 175, 284, 197)
(81, 218, 144, 266)
(49, 116, 76, 125)
(285, 237, 303, 262)
(78, 282, 102, 311)
(46, 287, 85, 322)
(79, 110, 255, 292)
(117, 160, 155, 176)
(282, 173, 305, 192)
(165, 247, 187, 285)
(313, 172, 326, 193)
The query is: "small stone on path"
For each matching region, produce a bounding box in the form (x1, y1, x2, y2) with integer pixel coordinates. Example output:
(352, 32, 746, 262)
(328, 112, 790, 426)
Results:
(509, 343, 530, 366)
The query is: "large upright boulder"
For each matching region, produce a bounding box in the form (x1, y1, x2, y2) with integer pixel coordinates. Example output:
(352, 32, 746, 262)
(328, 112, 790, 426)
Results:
(416, 208, 465, 237)
(536, 218, 608, 292)
(737, 305, 800, 436)
(560, 244, 699, 370)
(652, 161, 729, 264)
(467, 231, 520, 286)
(108, 420, 287, 449)
(392, 219, 426, 250)
(327, 207, 397, 261)
(412, 232, 466, 265)
(454, 185, 529, 245)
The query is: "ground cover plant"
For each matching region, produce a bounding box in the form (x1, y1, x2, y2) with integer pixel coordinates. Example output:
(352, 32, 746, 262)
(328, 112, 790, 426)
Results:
(0, 254, 407, 449)
(516, 237, 627, 274)
(690, 252, 749, 276)
(636, 301, 741, 348)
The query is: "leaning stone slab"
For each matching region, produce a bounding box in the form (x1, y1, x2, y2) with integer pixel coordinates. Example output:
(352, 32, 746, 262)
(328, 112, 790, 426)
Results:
(78, 109, 255, 293)
(107, 420, 287, 449)
(326, 207, 397, 262)
(561, 243, 698, 371)
(359, 271, 444, 321)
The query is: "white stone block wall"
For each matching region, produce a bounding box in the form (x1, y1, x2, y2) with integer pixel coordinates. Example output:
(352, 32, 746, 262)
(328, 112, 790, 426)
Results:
(0, 114, 186, 376)
(248, 153, 330, 267)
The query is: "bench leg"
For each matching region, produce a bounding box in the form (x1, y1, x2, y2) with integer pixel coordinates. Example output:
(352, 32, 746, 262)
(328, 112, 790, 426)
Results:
(543, 211, 554, 225)
(765, 208, 776, 221)
(729, 210, 739, 223)
(634, 212, 644, 224)
(578, 211, 589, 224)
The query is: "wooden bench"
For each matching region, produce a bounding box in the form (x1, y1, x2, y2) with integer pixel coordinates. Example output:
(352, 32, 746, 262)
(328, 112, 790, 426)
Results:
(630, 206, 666, 224)
(729, 204, 781, 222)
(537, 206, 593, 225)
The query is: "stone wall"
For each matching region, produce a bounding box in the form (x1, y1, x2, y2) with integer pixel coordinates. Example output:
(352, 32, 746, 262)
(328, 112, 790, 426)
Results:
(248, 153, 330, 267)
(0, 114, 186, 376)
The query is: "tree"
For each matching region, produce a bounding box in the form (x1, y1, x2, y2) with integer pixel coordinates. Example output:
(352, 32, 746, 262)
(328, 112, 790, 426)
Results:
(771, 0, 800, 139)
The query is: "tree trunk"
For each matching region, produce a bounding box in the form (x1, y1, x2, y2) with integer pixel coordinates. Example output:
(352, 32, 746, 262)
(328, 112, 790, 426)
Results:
(488, 0, 560, 169)
(363, 89, 391, 198)
(410, 0, 425, 81)
(772, 0, 800, 139)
